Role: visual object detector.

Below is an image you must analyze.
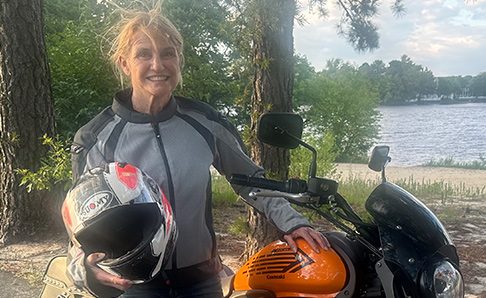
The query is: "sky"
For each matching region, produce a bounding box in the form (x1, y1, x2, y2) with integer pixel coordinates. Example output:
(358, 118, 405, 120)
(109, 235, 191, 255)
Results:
(293, 0, 486, 77)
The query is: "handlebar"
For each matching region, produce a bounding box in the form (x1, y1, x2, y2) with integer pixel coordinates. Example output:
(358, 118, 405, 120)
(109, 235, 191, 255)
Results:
(230, 174, 307, 194)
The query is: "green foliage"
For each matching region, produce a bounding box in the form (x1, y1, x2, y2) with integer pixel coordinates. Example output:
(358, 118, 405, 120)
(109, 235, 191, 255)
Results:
(394, 177, 486, 202)
(45, 0, 118, 138)
(358, 57, 486, 104)
(335, 175, 376, 218)
(358, 60, 388, 102)
(48, 22, 117, 137)
(212, 174, 239, 207)
(337, 173, 486, 219)
(437, 77, 462, 99)
(294, 60, 380, 161)
(16, 135, 72, 193)
(423, 156, 486, 170)
(385, 56, 435, 103)
(210, 175, 249, 236)
(332, 0, 405, 52)
(360, 55, 436, 104)
(164, 0, 244, 113)
(435, 74, 486, 100)
(470, 72, 486, 97)
(229, 215, 250, 236)
(293, 55, 317, 108)
(289, 133, 337, 179)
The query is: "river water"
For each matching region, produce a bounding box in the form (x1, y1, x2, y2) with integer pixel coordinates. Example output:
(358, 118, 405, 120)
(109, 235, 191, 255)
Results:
(376, 102, 486, 166)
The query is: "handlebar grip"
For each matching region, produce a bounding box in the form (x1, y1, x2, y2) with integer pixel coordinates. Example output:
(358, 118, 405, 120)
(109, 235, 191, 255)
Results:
(230, 174, 307, 194)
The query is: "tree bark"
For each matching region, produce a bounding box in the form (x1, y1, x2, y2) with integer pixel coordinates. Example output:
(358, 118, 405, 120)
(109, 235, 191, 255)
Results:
(244, 0, 296, 260)
(0, 0, 55, 244)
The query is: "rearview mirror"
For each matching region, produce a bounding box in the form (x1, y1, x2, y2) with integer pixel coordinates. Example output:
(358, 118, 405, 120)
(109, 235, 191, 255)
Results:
(257, 113, 303, 149)
(368, 145, 390, 172)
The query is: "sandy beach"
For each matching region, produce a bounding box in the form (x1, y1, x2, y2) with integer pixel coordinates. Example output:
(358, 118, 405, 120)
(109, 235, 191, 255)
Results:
(335, 163, 486, 189)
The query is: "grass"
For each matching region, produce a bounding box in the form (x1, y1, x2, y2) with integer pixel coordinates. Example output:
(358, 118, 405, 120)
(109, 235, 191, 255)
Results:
(339, 174, 485, 202)
(211, 171, 485, 226)
(423, 156, 486, 170)
(23, 263, 44, 286)
(394, 177, 486, 202)
(212, 175, 239, 207)
(229, 216, 250, 236)
(332, 175, 484, 223)
(212, 176, 249, 235)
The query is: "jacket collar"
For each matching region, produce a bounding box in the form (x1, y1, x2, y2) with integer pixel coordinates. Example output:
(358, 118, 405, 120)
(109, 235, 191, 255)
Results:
(112, 89, 177, 123)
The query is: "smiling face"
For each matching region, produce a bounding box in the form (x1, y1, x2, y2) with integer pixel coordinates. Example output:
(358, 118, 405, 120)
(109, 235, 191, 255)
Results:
(119, 29, 181, 112)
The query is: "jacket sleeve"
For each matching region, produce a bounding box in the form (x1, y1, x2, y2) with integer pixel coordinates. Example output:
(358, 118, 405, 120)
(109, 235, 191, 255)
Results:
(66, 124, 123, 297)
(212, 116, 311, 234)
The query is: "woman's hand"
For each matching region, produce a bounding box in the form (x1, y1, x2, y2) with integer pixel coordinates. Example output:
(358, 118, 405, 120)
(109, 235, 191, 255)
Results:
(283, 226, 331, 253)
(86, 253, 133, 291)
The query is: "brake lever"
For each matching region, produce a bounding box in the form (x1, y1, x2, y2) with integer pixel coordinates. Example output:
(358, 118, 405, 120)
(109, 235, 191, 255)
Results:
(249, 190, 321, 205)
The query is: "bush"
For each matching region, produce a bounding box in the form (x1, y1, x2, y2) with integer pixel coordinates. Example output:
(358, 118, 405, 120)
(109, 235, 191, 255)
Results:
(47, 21, 117, 138)
(289, 133, 337, 179)
(294, 66, 380, 161)
(16, 135, 72, 193)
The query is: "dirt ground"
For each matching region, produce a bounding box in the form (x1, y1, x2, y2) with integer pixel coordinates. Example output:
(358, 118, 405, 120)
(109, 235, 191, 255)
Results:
(0, 164, 485, 297)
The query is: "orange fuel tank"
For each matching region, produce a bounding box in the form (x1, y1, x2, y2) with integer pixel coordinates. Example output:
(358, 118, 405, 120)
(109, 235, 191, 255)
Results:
(233, 239, 347, 297)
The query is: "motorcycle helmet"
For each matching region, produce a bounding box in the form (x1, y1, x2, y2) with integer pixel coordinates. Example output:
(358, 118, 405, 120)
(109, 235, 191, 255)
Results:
(61, 162, 177, 283)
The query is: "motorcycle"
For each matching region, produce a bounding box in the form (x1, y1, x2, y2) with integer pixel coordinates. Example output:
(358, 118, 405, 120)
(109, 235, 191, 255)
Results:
(221, 112, 464, 298)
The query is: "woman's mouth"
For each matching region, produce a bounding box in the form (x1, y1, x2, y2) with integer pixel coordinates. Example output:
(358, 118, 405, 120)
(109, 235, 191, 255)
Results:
(147, 75, 169, 82)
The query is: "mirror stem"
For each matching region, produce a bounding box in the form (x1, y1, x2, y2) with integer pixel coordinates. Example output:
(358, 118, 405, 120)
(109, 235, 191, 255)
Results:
(275, 126, 318, 178)
(299, 141, 317, 178)
(381, 157, 391, 182)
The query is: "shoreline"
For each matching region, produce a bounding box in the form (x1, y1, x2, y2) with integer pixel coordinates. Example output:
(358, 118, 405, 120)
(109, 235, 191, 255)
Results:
(335, 163, 486, 189)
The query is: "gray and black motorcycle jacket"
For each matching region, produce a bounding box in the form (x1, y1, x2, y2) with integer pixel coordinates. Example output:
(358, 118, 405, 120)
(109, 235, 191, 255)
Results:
(67, 89, 311, 296)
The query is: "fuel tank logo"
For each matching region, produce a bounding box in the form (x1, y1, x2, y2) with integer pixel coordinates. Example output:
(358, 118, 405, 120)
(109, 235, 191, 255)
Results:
(242, 247, 315, 278)
(266, 274, 284, 279)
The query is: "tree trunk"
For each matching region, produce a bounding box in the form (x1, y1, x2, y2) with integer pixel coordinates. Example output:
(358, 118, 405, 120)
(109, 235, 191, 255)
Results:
(243, 0, 296, 260)
(0, 0, 55, 244)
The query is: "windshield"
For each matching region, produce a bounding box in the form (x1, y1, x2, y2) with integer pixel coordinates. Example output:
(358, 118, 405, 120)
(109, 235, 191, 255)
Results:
(365, 182, 458, 280)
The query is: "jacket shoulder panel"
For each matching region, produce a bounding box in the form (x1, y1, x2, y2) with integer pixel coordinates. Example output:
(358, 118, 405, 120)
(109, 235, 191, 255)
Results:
(175, 96, 246, 152)
(72, 107, 115, 149)
(71, 107, 115, 180)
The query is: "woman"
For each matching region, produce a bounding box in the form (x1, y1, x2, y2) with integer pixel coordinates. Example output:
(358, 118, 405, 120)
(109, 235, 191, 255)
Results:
(67, 7, 329, 298)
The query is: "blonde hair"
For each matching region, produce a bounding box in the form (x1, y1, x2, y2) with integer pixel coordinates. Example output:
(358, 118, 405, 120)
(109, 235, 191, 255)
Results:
(105, 2, 184, 87)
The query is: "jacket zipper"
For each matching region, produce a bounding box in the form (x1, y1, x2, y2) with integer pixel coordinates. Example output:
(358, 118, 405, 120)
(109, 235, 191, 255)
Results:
(151, 123, 178, 269)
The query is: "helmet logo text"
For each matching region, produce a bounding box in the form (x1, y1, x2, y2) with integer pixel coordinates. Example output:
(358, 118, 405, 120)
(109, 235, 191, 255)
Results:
(80, 192, 113, 220)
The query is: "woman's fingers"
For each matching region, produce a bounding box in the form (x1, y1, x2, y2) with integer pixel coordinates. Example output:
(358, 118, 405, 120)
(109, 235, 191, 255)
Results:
(283, 227, 331, 253)
(86, 253, 133, 291)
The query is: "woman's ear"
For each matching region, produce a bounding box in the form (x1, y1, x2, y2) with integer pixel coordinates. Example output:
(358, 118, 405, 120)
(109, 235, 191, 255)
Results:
(119, 56, 131, 76)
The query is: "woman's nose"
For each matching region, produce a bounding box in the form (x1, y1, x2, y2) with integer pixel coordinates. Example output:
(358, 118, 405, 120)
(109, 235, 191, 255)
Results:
(150, 55, 163, 71)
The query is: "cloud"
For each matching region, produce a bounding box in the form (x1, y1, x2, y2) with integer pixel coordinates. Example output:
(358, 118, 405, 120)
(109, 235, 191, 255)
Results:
(294, 0, 486, 76)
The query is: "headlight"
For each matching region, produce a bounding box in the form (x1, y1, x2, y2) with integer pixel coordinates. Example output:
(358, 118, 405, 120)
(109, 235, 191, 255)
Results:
(420, 260, 464, 297)
(433, 261, 464, 298)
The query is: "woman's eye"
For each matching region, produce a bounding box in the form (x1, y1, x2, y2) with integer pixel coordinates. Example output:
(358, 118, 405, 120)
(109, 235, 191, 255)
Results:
(161, 48, 176, 59)
(136, 50, 152, 60)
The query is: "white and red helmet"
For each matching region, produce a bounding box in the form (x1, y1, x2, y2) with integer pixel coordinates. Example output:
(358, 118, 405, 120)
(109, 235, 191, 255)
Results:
(62, 162, 177, 282)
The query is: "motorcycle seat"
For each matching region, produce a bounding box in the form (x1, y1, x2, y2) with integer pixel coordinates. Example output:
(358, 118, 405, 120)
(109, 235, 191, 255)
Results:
(220, 273, 275, 297)
(220, 275, 235, 298)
